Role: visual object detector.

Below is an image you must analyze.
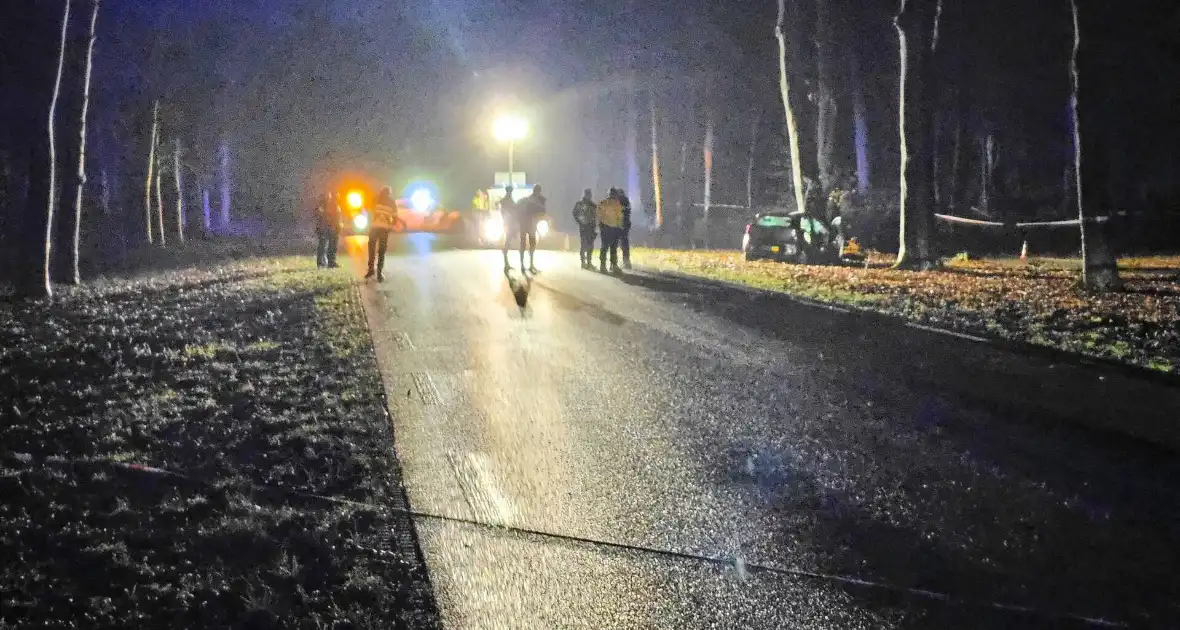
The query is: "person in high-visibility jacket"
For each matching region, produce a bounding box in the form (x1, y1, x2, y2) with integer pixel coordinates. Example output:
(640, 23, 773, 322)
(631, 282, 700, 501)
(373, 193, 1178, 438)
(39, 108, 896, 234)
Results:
(596, 188, 625, 274)
(366, 187, 397, 282)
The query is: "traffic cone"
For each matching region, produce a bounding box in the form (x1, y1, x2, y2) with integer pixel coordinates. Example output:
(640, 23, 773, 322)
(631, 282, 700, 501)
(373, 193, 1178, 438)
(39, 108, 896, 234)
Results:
(1020, 238, 1029, 261)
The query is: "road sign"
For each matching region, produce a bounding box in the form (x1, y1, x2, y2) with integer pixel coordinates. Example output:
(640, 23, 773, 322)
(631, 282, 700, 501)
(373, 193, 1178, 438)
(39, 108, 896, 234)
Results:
(494, 172, 526, 188)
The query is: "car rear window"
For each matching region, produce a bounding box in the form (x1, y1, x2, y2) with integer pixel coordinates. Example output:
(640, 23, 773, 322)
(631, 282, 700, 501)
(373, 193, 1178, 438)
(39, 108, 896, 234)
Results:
(756, 215, 793, 228)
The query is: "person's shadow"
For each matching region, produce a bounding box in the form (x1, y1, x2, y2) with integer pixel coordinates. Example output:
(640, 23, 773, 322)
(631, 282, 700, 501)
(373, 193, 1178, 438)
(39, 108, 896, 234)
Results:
(504, 267, 532, 312)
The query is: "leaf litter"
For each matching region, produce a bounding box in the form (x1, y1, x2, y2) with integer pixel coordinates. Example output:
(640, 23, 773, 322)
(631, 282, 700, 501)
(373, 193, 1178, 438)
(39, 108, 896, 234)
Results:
(633, 249, 1180, 373)
(0, 256, 439, 629)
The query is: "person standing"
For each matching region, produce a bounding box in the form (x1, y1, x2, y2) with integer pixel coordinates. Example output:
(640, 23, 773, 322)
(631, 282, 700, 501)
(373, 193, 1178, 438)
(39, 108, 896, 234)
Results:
(500, 186, 518, 272)
(366, 187, 397, 281)
(617, 187, 633, 269)
(315, 192, 341, 268)
(596, 188, 625, 274)
(572, 188, 597, 269)
(518, 184, 546, 273)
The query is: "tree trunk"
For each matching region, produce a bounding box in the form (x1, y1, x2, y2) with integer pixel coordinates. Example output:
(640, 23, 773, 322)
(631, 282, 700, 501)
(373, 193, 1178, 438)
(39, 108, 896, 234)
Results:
(218, 139, 231, 228)
(850, 49, 871, 195)
(173, 139, 185, 243)
(625, 74, 640, 218)
(677, 140, 687, 247)
(41, 0, 72, 298)
(100, 168, 111, 216)
(702, 111, 714, 249)
(775, 0, 807, 215)
(980, 133, 998, 215)
(155, 155, 166, 246)
(649, 93, 663, 230)
(814, 0, 838, 195)
(145, 100, 158, 244)
(1069, 0, 1120, 290)
(70, 0, 99, 286)
(202, 187, 212, 234)
(893, 0, 940, 270)
(948, 88, 965, 213)
(747, 114, 760, 210)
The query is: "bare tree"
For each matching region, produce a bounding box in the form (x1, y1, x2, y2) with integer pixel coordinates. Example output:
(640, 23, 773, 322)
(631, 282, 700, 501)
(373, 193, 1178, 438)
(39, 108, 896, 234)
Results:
(893, 0, 941, 269)
(814, 0, 838, 195)
(849, 48, 871, 195)
(702, 111, 714, 249)
(747, 113, 760, 210)
(70, 0, 99, 285)
(1068, 0, 1120, 290)
(100, 168, 111, 216)
(42, 0, 71, 298)
(173, 138, 185, 243)
(677, 140, 687, 245)
(775, 0, 806, 216)
(649, 93, 663, 230)
(218, 139, 232, 228)
(145, 100, 159, 244)
(202, 186, 212, 234)
(155, 151, 166, 246)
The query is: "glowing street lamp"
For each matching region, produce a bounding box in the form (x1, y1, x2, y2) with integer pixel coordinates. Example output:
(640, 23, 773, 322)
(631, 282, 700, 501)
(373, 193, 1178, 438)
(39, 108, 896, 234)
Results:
(492, 114, 528, 183)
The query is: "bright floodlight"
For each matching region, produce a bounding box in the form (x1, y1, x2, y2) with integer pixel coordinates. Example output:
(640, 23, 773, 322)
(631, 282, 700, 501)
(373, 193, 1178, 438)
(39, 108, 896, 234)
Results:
(346, 191, 364, 209)
(535, 219, 549, 238)
(353, 213, 369, 231)
(410, 188, 434, 213)
(492, 114, 528, 141)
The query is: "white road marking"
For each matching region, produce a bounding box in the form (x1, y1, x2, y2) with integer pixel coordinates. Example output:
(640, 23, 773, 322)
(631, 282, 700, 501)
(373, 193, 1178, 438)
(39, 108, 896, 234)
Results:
(905, 322, 989, 343)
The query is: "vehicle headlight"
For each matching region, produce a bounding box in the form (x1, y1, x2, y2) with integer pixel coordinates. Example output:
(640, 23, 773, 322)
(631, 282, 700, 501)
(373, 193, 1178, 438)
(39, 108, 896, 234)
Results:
(353, 213, 369, 231)
(484, 215, 504, 240)
(536, 219, 549, 238)
(410, 189, 434, 213)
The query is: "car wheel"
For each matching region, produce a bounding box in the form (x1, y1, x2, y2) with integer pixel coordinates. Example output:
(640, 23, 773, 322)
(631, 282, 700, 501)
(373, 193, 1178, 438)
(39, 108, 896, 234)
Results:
(744, 250, 760, 262)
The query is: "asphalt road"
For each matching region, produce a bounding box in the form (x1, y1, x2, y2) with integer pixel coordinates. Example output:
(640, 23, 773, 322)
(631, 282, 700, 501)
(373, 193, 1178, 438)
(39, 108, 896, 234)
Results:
(346, 235, 1180, 629)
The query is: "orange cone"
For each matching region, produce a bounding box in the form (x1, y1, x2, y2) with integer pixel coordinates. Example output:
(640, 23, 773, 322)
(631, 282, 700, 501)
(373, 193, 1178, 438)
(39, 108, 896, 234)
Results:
(1020, 239, 1029, 261)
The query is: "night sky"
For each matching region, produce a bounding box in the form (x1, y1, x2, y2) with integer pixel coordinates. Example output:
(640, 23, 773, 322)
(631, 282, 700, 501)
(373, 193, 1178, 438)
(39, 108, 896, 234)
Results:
(77, 0, 1180, 222)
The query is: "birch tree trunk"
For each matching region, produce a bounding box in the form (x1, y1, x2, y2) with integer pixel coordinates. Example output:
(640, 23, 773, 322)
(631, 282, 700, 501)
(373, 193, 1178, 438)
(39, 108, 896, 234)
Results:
(893, 0, 941, 270)
(775, 0, 806, 216)
(155, 154, 166, 246)
(649, 94, 663, 230)
(145, 101, 158, 244)
(1069, 0, 1120, 290)
(173, 139, 185, 243)
(70, 0, 99, 285)
(42, 0, 71, 298)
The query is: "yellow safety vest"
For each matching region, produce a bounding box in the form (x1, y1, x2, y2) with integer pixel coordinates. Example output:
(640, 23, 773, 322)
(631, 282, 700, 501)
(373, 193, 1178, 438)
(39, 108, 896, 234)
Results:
(596, 198, 624, 228)
(372, 203, 397, 230)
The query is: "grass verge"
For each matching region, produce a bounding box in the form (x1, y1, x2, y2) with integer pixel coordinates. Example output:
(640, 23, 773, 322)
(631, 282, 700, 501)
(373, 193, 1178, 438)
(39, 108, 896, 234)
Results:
(0, 257, 439, 629)
(632, 248, 1180, 374)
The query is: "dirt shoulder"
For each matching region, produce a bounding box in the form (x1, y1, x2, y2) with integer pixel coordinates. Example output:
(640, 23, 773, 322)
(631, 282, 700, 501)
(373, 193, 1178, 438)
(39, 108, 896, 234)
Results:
(0, 258, 439, 628)
(632, 249, 1180, 375)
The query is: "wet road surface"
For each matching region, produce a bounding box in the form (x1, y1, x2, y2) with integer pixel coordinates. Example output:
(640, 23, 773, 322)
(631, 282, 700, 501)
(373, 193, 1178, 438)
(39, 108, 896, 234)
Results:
(347, 236, 1180, 629)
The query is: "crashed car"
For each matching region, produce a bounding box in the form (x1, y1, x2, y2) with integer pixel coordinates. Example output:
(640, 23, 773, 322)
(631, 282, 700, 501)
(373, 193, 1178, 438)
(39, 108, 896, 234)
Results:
(742, 210, 864, 264)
